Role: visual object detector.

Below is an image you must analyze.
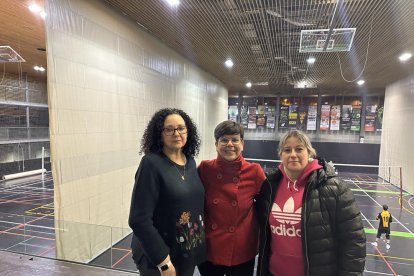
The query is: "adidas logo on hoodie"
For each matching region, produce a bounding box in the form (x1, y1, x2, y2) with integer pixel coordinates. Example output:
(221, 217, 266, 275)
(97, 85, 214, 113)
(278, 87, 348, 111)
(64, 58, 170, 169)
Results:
(270, 197, 302, 237)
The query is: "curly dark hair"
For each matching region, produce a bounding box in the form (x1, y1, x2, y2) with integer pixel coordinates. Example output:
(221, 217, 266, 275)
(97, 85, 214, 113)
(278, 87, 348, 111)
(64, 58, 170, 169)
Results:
(140, 108, 201, 157)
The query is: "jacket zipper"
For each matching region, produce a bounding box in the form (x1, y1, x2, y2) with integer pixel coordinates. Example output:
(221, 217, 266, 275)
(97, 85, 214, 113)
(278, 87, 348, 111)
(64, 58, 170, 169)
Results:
(303, 171, 322, 276)
(259, 179, 272, 275)
(303, 179, 311, 276)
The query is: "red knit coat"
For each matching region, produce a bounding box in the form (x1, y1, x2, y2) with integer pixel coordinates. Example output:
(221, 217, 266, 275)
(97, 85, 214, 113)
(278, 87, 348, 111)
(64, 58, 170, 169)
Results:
(198, 154, 266, 266)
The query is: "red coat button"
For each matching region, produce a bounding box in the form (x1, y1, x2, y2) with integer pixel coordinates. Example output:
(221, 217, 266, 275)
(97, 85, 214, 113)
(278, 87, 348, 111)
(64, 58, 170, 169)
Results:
(231, 200, 237, 207)
(229, 226, 235, 233)
(232, 177, 239, 183)
(213, 198, 219, 204)
(211, 223, 218, 230)
(217, 173, 223, 179)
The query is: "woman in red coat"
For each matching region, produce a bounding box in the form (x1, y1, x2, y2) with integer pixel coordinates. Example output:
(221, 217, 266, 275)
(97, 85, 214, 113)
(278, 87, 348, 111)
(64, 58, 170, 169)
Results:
(198, 120, 266, 276)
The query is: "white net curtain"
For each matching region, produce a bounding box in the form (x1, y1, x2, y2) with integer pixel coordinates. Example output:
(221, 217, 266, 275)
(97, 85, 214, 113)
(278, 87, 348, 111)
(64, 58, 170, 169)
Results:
(46, 0, 227, 262)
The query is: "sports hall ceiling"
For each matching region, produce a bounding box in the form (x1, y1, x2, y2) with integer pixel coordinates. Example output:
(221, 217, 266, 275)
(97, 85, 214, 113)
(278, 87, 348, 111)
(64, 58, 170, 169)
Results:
(104, 0, 414, 96)
(0, 0, 46, 81)
(2, 0, 414, 95)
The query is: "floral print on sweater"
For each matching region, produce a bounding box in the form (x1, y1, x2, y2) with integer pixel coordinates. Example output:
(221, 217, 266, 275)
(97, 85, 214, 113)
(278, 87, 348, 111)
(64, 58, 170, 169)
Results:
(176, 211, 205, 251)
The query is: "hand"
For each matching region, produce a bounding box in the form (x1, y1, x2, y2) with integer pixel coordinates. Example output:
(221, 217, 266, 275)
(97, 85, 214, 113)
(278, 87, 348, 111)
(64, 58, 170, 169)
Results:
(160, 263, 176, 276)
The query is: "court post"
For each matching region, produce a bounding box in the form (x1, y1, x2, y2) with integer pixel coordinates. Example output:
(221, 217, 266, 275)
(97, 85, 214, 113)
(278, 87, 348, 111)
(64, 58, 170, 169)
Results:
(399, 166, 403, 209)
(42, 147, 45, 181)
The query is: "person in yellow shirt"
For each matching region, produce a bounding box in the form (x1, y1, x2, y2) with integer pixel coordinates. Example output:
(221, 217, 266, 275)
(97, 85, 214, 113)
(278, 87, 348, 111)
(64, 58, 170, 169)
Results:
(371, 205, 393, 249)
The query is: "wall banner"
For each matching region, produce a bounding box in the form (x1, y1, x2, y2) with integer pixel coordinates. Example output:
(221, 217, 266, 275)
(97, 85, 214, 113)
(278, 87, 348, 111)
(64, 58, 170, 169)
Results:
(364, 105, 377, 132)
(296, 105, 308, 131)
(330, 105, 340, 130)
(307, 105, 317, 130)
(350, 106, 361, 131)
(266, 106, 276, 129)
(341, 105, 352, 130)
(288, 104, 298, 128)
(240, 106, 248, 128)
(279, 105, 289, 129)
(228, 105, 238, 122)
(320, 104, 330, 130)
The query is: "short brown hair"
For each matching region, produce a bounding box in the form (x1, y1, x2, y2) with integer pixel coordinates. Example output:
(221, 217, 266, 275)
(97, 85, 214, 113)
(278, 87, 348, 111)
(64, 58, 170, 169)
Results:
(214, 120, 244, 141)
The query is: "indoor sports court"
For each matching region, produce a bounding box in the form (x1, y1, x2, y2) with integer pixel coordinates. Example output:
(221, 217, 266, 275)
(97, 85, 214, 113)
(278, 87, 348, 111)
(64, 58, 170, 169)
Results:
(0, 167, 413, 275)
(1, 0, 414, 275)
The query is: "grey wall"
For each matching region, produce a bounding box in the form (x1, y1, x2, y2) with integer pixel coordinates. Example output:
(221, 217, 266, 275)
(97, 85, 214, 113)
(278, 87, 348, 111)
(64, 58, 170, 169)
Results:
(379, 75, 414, 194)
(243, 140, 380, 174)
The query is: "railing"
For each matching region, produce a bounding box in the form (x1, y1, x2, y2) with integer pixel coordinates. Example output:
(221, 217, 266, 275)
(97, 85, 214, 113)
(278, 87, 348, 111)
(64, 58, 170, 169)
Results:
(0, 211, 135, 272)
(244, 158, 405, 208)
(0, 127, 49, 142)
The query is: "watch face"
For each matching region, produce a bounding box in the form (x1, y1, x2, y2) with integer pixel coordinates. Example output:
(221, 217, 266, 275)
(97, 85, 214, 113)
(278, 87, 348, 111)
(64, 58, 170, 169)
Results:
(160, 264, 169, 271)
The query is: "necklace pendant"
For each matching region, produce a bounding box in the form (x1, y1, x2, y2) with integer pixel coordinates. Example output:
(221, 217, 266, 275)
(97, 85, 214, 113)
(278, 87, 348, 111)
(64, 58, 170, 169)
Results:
(181, 176, 185, 180)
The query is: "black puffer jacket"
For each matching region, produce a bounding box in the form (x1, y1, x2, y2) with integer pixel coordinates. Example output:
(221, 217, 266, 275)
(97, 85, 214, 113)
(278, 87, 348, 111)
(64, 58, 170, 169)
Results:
(256, 159, 366, 276)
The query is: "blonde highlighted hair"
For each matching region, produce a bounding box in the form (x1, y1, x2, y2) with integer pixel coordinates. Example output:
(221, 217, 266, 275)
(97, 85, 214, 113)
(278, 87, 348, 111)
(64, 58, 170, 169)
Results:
(278, 130, 317, 158)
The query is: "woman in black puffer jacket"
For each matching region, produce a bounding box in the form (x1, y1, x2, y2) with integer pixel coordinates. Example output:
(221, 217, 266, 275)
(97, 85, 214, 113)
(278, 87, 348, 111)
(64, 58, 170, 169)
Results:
(255, 130, 366, 276)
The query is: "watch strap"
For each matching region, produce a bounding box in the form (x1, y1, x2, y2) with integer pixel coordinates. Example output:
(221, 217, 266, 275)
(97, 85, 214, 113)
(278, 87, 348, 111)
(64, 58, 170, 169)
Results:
(157, 260, 172, 271)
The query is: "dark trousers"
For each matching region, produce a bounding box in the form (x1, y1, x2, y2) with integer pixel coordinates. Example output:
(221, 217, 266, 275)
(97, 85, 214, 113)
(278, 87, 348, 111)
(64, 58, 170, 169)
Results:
(198, 258, 255, 276)
(136, 256, 195, 276)
(138, 266, 195, 276)
(138, 267, 195, 276)
(377, 227, 391, 239)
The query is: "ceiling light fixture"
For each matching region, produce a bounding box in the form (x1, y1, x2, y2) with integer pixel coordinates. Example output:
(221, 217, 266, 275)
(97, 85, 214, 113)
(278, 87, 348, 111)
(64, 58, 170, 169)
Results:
(399, 53, 412, 62)
(254, 82, 268, 86)
(246, 82, 252, 88)
(294, 81, 316, 89)
(40, 11, 46, 19)
(28, 3, 46, 20)
(225, 59, 234, 68)
(34, 65, 46, 72)
(28, 3, 42, 13)
(165, 0, 180, 6)
(357, 80, 365, 85)
(307, 57, 316, 64)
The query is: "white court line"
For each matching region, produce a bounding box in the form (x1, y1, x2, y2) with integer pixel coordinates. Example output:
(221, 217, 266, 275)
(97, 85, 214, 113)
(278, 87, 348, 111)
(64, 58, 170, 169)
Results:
(0, 219, 64, 232)
(32, 187, 54, 191)
(343, 179, 394, 185)
(353, 182, 414, 235)
(0, 174, 53, 187)
(11, 228, 55, 236)
(408, 197, 414, 209)
(0, 186, 54, 198)
(10, 242, 52, 249)
(5, 237, 35, 251)
(0, 175, 53, 188)
(348, 181, 394, 186)
(364, 269, 404, 276)
(359, 204, 376, 229)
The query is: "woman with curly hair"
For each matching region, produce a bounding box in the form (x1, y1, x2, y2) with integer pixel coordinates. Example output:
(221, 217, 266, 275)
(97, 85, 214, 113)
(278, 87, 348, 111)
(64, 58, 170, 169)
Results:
(129, 108, 206, 276)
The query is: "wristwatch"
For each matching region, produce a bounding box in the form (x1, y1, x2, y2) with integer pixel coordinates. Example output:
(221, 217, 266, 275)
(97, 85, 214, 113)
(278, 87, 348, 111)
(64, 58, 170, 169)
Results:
(157, 260, 172, 271)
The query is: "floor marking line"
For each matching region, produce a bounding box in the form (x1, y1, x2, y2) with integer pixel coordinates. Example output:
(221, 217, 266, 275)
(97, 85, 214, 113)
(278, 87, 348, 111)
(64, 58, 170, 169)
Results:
(374, 246, 398, 276)
(364, 228, 414, 238)
(352, 181, 398, 275)
(111, 251, 131, 268)
(112, 247, 132, 252)
(0, 230, 55, 241)
(363, 269, 401, 276)
(350, 188, 409, 195)
(352, 182, 414, 235)
(367, 253, 414, 262)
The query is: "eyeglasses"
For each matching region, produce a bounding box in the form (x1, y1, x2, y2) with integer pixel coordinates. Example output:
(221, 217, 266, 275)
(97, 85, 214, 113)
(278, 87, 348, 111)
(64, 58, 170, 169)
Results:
(218, 137, 242, 146)
(163, 126, 187, 136)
